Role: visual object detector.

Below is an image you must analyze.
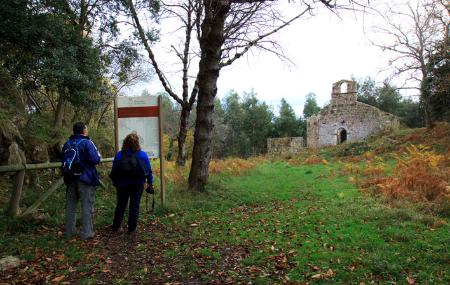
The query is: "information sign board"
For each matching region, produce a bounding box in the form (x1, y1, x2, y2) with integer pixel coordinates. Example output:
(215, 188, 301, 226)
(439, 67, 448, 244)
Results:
(117, 96, 160, 158)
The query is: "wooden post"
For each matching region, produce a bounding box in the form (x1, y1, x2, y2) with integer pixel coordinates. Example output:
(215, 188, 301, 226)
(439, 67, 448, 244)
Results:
(158, 95, 165, 207)
(7, 170, 25, 217)
(114, 94, 119, 153)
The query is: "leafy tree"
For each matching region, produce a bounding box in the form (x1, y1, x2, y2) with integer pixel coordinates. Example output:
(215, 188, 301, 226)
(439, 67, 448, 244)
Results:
(0, 0, 106, 127)
(222, 91, 248, 157)
(241, 91, 273, 156)
(273, 98, 301, 138)
(355, 77, 424, 128)
(422, 40, 450, 123)
(396, 98, 424, 128)
(303, 92, 321, 119)
(220, 90, 273, 157)
(211, 98, 227, 159)
(356, 77, 378, 106)
(298, 118, 307, 139)
(376, 83, 404, 115)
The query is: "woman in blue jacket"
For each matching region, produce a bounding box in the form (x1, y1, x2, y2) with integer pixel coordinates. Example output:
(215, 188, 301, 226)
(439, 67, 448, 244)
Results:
(109, 133, 153, 241)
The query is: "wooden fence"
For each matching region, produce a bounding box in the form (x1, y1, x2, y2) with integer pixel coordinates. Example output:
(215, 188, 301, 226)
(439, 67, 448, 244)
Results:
(0, 158, 114, 218)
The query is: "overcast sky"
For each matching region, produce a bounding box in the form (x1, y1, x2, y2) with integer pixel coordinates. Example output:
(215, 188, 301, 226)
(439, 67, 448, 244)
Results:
(128, 0, 420, 117)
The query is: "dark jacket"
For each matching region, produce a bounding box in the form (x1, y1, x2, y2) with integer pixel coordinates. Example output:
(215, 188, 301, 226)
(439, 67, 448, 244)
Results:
(62, 134, 101, 186)
(109, 149, 153, 188)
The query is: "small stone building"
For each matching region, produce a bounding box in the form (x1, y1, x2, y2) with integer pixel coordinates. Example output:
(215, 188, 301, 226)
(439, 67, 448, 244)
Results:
(267, 137, 305, 155)
(307, 80, 400, 147)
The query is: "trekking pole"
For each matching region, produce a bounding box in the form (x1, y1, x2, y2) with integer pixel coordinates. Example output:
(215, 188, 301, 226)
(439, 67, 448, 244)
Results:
(145, 190, 149, 213)
(152, 191, 155, 211)
(152, 184, 157, 211)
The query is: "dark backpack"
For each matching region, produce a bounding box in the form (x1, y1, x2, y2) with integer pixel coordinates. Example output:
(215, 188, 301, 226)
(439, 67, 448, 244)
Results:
(62, 139, 86, 183)
(113, 152, 146, 180)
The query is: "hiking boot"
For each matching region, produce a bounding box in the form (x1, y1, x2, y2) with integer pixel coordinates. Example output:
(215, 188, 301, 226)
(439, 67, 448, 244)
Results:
(128, 231, 138, 243)
(109, 225, 123, 237)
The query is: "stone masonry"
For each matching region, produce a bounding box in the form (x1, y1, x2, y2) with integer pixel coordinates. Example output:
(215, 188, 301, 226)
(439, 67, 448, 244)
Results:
(307, 80, 400, 147)
(267, 137, 305, 155)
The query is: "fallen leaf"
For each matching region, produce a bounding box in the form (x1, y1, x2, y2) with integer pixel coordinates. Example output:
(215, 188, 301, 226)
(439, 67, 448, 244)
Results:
(311, 273, 322, 279)
(324, 269, 335, 278)
(406, 276, 415, 284)
(51, 275, 65, 283)
(308, 264, 321, 271)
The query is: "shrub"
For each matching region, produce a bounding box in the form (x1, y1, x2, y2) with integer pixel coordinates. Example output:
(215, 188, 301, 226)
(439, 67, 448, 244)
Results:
(377, 145, 450, 203)
(153, 157, 265, 188)
(208, 157, 260, 175)
(334, 141, 371, 157)
(304, 155, 325, 165)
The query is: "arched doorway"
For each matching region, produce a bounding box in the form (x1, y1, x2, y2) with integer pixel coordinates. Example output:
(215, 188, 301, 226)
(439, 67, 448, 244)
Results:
(337, 128, 347, 144)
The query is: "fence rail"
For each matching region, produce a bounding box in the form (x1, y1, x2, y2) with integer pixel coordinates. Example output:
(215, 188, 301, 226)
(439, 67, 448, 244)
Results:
(0, 157, 114, 173)
(1, 158, 115, 217)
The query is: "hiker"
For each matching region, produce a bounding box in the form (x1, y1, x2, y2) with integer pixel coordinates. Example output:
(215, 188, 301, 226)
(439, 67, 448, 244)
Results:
(62, 122, 101, 239)
(109, 133, 153, 241)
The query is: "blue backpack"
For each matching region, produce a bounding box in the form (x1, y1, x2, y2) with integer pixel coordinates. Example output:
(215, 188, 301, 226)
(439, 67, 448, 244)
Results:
(62, 139, 86, 182)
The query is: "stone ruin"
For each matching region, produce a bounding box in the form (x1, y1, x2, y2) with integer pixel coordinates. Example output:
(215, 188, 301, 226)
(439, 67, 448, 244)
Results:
(267, 137, 305, 155)
(307, 79, 400, 147)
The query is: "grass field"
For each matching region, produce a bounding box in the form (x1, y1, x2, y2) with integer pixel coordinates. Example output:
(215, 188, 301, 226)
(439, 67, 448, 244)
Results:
(1, 160, 449, 284)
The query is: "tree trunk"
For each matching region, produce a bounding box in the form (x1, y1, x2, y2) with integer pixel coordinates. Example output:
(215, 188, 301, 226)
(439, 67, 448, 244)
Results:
(86, 111, 93, 127)
(188, 1, 230, 190)
(176, 106, 190, 166)
(420, 70, 433, 129)
(72, 109, 80, 125)
(54, 96, 65, 127)
(424, 103, 432, 129)
(97, 102, 112, 128)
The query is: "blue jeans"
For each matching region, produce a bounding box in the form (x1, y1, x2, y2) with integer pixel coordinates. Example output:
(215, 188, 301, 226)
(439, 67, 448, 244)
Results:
(112, 184, 144, 233)
(65, 180, 96, 239)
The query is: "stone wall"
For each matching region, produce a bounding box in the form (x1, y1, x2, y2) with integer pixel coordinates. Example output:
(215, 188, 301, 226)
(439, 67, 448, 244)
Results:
(307, 80, 400, 147)
(267, 137, 305, 155)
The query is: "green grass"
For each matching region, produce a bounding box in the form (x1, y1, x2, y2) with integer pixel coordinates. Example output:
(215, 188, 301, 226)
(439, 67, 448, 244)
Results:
(158, 162, 449, 284)
(0, 161, 449, 284)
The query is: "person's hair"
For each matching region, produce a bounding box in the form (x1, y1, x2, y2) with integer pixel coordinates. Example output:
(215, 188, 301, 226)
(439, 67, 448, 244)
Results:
(122, 133, 141, 152)
(73, 122, 87, 135)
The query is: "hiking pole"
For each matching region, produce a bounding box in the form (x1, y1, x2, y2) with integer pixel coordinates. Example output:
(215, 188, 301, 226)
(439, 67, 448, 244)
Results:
(152, 184, 158, 211)
(145, 190, 149, 213)
(152, 190, 155, 211)
(145, 184, 155, 212)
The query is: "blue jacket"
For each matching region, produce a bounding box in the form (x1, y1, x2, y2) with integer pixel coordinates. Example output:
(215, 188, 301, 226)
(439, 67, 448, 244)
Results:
(62, 134, 101, 186)
(110, 149, 153, 188)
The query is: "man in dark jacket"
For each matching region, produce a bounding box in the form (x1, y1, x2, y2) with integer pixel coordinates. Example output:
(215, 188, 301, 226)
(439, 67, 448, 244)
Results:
(62, 122, 101, 239)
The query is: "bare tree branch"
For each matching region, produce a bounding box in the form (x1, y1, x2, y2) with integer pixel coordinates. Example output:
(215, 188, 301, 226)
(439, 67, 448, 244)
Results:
(220, 4, 311, 68)
(371, 0, 448, 86)
(127, 0, 183, 105)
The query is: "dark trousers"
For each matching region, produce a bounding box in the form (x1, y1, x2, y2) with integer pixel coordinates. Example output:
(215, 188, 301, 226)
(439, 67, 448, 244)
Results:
(112, 184, 144, 233)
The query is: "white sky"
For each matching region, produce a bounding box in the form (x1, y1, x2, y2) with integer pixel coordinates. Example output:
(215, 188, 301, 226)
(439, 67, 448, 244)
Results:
(128, 0, 422, 117)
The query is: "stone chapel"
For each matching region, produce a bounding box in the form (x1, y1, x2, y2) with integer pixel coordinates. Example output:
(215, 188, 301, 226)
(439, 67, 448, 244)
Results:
(306, 80, 400, 147)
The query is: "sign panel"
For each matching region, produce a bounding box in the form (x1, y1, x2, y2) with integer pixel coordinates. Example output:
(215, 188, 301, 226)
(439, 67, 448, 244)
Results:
(117, 96, 160, 158)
